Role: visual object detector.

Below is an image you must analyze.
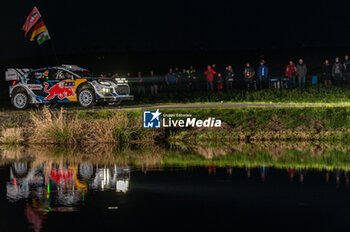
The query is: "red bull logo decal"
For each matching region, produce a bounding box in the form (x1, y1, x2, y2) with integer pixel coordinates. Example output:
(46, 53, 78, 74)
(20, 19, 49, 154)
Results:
(44, 81, 76, 100)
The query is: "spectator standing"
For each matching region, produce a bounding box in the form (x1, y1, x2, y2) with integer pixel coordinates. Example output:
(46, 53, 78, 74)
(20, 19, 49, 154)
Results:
(174, 67, 182, 92)
(217, 73, 224, 90)
(150, 71, 158, 95)
(296, 59, 307, 88)
(204, 65, 217, 91)
(332, 57, 343, 86)
(186, 66, 195, 90)
(191, 68, 199, 91)
(244, 63, 255, 90)
(257, 61, 268, 89)
(165, 68, 177, 92)
(212, 64, 220, 87)
(224, 65, 234, 91)
(343, 55, 350, 85)
(285, 61, 297, 89)
(322, 60, 332, 86)
(137, 72, 146, 95)
(180, 68, 189, 90)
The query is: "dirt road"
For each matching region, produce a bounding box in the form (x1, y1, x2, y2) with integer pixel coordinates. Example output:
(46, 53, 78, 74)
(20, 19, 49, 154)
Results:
(65, 103, 342, 111)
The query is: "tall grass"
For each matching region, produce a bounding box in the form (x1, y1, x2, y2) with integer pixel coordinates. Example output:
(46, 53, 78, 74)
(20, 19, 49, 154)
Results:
(0, 127, 24, 145)
(28, 107, 157, 145)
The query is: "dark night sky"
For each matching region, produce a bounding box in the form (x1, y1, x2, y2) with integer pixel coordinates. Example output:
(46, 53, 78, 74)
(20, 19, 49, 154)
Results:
(2, 0, 350, 60)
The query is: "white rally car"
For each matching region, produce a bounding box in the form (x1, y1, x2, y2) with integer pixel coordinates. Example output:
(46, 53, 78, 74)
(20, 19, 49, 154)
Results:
(6, 64, 133, 109)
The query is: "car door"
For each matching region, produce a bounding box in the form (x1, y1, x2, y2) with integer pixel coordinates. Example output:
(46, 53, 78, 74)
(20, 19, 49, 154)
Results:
(43, 68, 79, 102)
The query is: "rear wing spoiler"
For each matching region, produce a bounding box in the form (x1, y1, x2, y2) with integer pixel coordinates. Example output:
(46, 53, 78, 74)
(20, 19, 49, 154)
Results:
(5, 68, 30, 81)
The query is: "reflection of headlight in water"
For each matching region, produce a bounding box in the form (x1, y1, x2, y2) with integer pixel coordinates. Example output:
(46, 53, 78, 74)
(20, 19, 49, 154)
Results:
(101, 168, 110, 191)
(116, 180, 129, 193)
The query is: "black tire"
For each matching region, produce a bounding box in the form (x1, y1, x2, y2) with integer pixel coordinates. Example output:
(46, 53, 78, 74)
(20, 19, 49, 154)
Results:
(12, 92, 29, 110)
(78, 89, 95, 107)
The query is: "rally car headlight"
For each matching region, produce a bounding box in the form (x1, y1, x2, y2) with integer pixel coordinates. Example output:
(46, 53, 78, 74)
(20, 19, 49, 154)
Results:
(99, 81, 110, 85)
(102, 87, 111, 93)
(115, 78, 128, 83)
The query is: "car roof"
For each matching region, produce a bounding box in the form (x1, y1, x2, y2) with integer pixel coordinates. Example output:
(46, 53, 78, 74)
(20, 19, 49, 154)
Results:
(28, 65, 88, 74)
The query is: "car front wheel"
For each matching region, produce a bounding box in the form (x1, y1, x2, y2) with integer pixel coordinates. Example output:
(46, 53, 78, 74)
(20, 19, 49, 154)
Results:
(12, 92, 29, 110)
(78, 89, 95, 107)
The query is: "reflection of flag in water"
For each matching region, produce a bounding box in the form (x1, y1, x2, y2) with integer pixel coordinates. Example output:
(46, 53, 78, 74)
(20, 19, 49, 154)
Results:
(22, 6, 51, 45)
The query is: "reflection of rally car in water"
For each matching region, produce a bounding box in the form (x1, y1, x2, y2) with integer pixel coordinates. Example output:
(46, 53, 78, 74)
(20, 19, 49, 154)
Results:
(6, 162, 130, 230)
(6, 162, 130, 205)
(6, 64, 133, 109)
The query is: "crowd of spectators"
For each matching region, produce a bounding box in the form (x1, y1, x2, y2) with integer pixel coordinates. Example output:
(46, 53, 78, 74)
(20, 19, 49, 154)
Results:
(106, 55, 350, 95)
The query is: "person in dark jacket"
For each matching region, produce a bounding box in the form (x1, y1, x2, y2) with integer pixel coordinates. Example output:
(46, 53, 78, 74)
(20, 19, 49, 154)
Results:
(174, 67, 182, 92)
(244, 63, 255, 90)
(149, 70, 158, 95)
(343, 55, 350, 85)
(332, 57, 343, 86)
(257, 61, 268, 89)
(137, 72, 146, 95)
(217, 73, 224, 90)
(165, 68, 177, 92)
(186, 66, 195, 90)
(322, 60, 332, 86)
(224, 65, 234, 91)
(190, 68, 199, 91)
(296, 59, 307, 88)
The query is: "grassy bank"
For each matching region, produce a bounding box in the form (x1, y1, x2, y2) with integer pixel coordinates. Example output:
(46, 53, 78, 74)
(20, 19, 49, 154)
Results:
(2, 106, 350, 145)
(0, 108, 159, 145)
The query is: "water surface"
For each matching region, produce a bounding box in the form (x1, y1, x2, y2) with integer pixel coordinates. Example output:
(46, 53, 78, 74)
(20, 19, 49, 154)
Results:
(1, 143, 350, 231)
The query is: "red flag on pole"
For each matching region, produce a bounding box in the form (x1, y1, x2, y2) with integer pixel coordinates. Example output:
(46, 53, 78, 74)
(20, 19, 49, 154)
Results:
(22, 7, 41, 37)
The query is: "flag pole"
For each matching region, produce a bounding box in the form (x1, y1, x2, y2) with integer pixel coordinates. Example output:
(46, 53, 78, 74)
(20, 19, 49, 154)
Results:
(36, 6, 60, 66)
(47, 32, 60, 65)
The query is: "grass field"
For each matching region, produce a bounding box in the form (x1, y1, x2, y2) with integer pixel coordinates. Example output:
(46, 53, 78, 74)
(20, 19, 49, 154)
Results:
(130, 86, 350, 105)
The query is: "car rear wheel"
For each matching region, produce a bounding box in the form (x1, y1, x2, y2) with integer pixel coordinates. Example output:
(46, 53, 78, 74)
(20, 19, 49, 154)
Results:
(78, 89, 95, 107)
(12, 92, 29, 110)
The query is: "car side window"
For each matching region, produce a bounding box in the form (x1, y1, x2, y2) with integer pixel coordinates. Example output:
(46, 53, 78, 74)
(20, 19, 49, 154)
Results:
(42, 69, 58, 81)
(57, 70, 66, 80)
(64, 72, 75, 80)
(57, 69, 76, 80)
(26, 71, 45, 84)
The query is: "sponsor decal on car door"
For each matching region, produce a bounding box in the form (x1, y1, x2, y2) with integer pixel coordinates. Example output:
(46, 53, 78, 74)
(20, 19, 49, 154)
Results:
(43, 79, 87, 102)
